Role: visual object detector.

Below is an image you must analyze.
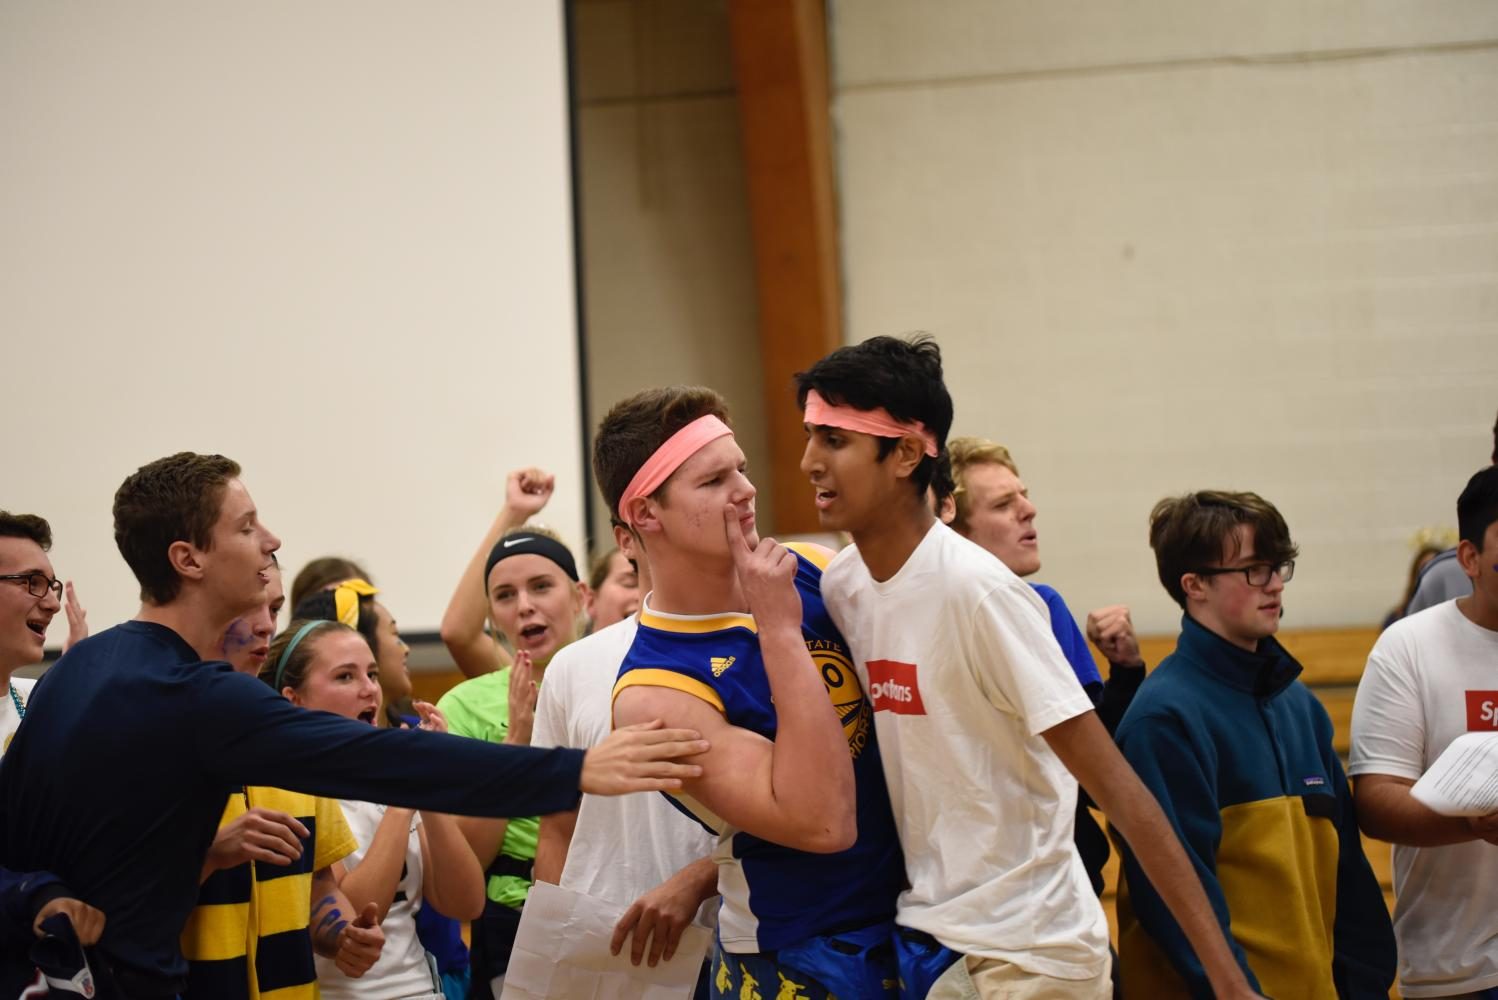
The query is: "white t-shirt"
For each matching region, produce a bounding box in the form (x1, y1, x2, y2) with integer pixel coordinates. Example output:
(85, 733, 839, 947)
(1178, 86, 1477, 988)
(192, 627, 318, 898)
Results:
(1349, 600, 1498, 997)
(821, 522, 1108, 979)
(531, 617, 717, 925)
(1, 676, 36, 757)
(316, 799, 439, 1000)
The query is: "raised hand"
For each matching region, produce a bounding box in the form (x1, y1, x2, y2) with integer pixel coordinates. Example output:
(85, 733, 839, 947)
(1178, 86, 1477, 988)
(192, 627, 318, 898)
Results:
(1085, 604, 1143, 667)
(722, 503, 801, 634)
(62, 581, 88, 652)
(412, 700, 448, 734)
(204, 807, 308, 873)
(505, 650, 537, 746)
(505, 467, 555, 520)
(334, 903, 385, 978)
(580, 720, 708, 796)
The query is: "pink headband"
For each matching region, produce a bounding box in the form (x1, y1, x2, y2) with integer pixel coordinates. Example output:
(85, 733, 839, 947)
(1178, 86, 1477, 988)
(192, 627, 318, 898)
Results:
(803, 389, 939, 457)
(619, 414, 734, 526)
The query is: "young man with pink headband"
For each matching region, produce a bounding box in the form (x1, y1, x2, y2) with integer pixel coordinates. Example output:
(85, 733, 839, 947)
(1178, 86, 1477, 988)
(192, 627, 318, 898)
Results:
(597, 386, 904, 999)
(796, 336, 1262, 1000)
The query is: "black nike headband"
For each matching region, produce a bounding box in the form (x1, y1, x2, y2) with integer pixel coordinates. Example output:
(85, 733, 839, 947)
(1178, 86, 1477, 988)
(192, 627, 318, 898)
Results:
(484, 532, 580, 590)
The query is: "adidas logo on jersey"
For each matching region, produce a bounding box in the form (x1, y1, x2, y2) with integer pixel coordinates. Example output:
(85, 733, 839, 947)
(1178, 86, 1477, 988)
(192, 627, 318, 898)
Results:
(710, 656, 736, 677)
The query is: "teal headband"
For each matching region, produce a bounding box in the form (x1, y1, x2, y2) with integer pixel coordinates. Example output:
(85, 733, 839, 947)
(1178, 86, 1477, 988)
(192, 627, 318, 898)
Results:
(274, 620, 326, 691)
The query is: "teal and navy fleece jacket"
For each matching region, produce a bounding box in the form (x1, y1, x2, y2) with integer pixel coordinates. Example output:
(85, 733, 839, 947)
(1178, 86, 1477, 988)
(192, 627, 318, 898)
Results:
(1112, 615, 1394, 1000)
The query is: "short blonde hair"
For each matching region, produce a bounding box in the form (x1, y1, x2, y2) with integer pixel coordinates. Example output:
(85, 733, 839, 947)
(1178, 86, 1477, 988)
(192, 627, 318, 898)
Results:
(947, 436, 1019, 534)
(518, 522, 569, 548)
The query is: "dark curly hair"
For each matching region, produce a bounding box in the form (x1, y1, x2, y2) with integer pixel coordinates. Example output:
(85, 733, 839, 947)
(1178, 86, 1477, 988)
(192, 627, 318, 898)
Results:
(794, 335, 953, 497)
(0, 512, 52, 551)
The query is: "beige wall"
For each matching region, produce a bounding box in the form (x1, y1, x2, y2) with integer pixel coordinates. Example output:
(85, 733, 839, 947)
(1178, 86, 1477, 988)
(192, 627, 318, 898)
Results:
(831, 1, 1498, 632)
(574, 0, 772, 550)
(0, 1, 583, 636)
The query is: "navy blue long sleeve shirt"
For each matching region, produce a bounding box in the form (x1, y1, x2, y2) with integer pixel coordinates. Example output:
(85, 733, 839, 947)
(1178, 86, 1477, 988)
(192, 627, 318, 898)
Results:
(0, 622, 585, 993)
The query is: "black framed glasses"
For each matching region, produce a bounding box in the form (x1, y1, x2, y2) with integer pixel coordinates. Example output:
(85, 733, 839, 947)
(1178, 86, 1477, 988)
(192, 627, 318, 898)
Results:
(1192, 560, 1295, 587)
(0, 572, 63, 600)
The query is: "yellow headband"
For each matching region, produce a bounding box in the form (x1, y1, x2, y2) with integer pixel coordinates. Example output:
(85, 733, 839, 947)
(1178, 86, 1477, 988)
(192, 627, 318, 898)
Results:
(332, 578, 379, 627)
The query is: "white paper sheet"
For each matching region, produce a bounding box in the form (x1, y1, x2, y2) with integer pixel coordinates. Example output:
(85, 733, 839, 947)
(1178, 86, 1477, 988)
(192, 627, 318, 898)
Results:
(1411, 732, 1498, 817)
(499, 881, 710, 1000)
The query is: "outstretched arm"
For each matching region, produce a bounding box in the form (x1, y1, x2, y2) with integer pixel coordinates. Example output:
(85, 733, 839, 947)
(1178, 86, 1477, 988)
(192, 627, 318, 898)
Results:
(195, 670, 706, 816)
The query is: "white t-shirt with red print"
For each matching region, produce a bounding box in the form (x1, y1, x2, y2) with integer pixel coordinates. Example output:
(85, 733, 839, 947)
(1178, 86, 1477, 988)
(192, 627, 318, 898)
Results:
(821, 522, 1107, 980)
(1351, 599, 1498, 998)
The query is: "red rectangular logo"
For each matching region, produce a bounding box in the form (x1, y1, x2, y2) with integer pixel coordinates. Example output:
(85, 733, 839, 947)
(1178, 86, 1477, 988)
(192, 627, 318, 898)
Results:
(866, 659, 926, 715)
(1466, 691, 1498, 731)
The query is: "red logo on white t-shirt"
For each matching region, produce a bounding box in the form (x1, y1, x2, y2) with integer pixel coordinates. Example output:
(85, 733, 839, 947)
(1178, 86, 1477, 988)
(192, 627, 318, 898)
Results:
(1465, 691, 1498, 731)
(866, 660, 926, 715)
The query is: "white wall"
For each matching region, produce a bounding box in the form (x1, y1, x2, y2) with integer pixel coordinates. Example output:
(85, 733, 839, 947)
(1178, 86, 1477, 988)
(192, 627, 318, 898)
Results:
(0, 2, 583, 637)
(831, 1, 1498, 632)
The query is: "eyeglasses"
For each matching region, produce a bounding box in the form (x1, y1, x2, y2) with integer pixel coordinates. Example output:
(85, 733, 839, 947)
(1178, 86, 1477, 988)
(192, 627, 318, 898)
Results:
(0, 572, 63, 600)
(1192, 560, 1295, 588)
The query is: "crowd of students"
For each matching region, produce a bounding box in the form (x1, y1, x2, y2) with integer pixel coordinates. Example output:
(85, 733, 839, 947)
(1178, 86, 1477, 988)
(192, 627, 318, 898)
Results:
(1, 337, 1495, 1000)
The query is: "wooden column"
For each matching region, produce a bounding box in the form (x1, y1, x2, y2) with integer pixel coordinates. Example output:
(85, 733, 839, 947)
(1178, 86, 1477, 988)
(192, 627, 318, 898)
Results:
(728, 0, 842, 536)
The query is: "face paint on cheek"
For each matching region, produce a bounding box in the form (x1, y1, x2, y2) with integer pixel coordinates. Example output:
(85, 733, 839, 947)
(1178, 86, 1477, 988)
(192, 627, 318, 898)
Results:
(221, 619, 255, 654)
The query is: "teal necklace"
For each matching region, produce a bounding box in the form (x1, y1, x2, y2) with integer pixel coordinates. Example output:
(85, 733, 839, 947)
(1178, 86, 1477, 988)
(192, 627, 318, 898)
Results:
(8, 683, 23, 721)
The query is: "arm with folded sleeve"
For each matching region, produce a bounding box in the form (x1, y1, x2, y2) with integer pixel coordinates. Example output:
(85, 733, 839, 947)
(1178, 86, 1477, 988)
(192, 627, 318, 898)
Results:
(189, 666, 706, 817)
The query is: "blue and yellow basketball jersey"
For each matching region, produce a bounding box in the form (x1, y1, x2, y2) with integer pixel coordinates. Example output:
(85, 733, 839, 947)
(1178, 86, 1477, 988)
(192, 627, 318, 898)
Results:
(613, 545, 904, 953)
